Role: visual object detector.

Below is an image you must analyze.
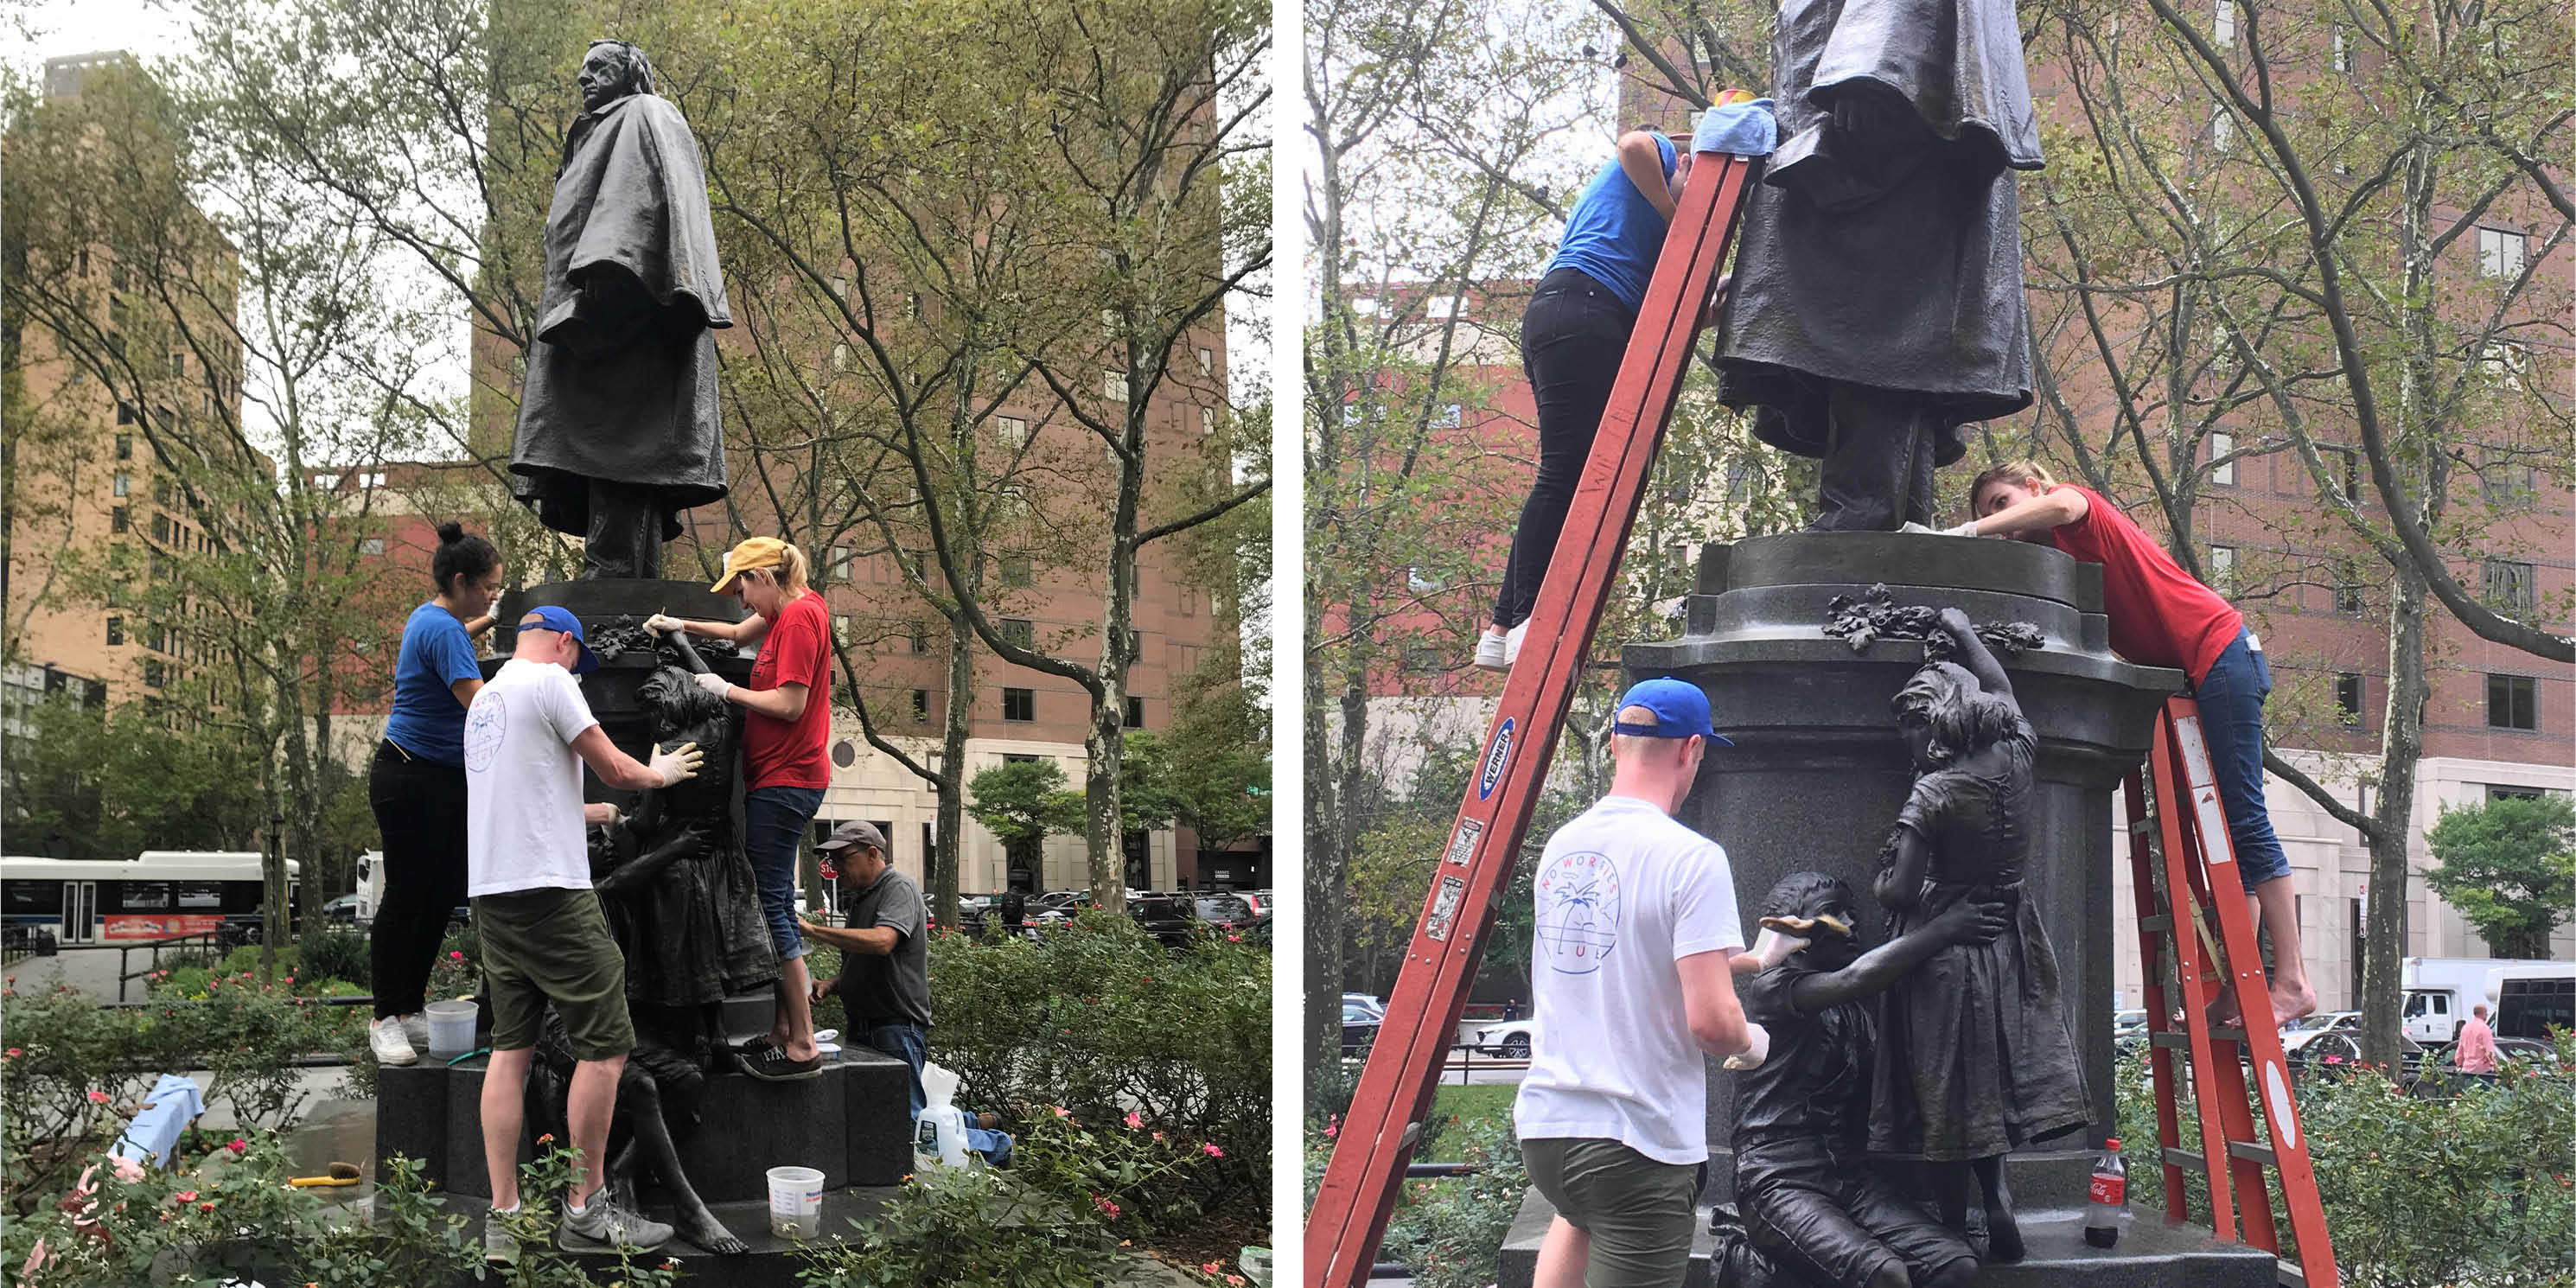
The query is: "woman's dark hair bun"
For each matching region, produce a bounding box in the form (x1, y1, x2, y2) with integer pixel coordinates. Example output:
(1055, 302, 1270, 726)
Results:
(436, 520, 466, 545)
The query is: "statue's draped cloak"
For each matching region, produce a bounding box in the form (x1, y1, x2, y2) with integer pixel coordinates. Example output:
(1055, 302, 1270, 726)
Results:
(510, 91, 730, 537)
(1714, 0, 2041, 464)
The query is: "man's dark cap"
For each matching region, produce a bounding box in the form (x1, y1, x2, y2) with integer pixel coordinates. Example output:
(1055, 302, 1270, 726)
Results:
(816, 819, 888, 854)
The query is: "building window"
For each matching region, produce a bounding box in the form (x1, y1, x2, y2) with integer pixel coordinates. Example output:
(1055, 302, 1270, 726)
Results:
(2331, 29, 2350, 71)
(830, 545, 853, 582)
(1176, 587, 1198, 617)
(907, 626, 928, 654)
(2209, 431, 2235, 486)
(111, 506, 128, 534)
(1001, 617, 1035, 650)
(1124, 628, 1142, 660)
(1103, 369, 1128, 403)
(1198, 406, 1216, 437)
(2214, 0, 2235, 47)
(2487, 784, 2548, 803)
(996, 415, 1030, 448)
(1125, 695, 1145, 728)
(2206, 545, 2235, 590)
(143, 660, 164, 689)
(1196, 346, 1214, 376)
(112, 473, 130, 497)
(2336, 673, 2365, 726)
(117, 401, 136, 425)
(2477, 227, 2528, 278)
(1002, 687, 1035, 722)
(360, 537, 385, 556)
(1003, 752, 1041, 765)
(115, 434, 132, 460)
(911, 689, 930, 722)
(833, 614, 852, 645)
(151, 513, 169, 543)
(2336, 578, 2365, 615)
(106, 616, 123, 646)
(2332, 449, 2362, 502)
(2210, 109, 2234, 153)
(999, 555, 1033, 589)
(2487, 674, 2536, 730)
(2484, 559, 2537, 615)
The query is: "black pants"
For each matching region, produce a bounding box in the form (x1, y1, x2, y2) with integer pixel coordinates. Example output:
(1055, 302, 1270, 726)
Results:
(1497, 267, 1636, 628)
(367, 741, 469, 1019)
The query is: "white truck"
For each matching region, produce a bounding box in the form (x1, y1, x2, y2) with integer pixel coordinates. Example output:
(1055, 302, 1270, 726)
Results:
(2401, 956, 2576, 1043)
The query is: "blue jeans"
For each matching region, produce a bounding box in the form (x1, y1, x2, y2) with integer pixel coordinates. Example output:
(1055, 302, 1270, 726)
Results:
(2193, 628, 2291, 893)
(743, 785, 825, 960)
(858, 1021, 1012, 1165)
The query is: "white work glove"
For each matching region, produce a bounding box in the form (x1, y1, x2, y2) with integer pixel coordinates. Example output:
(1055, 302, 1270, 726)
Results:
(648, 741, 705, 787)
(1722, 1022, 1772, 1070)
(643, 613, 685, 635)
(693, 672, 733, 701)
(1942, 520, 1982, 538)
(1748, 926, 1810, 970)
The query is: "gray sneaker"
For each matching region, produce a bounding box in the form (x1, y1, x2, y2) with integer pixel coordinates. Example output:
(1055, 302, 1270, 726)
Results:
(559, 1193, 673, 1252)
(484, 1207, 522, 1264)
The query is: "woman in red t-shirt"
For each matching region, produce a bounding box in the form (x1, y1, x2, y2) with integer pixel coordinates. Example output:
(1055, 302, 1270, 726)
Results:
(1958, 462, 2317, 1028)
(649, 537, 836, 1079)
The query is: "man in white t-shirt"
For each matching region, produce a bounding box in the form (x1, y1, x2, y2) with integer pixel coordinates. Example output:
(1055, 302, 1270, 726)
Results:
(1515, 677, 1757, 1288)
(464, 605, 705, 1262)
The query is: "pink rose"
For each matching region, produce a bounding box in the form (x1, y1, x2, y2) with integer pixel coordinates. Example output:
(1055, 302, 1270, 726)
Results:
(1123, 1111, 1143, 1131)
(111, 1156, 145, 1184)
(86, 1090, 109, 1105)
(226, 1138, 245, 1154)
(1202, 1143, 1223, 1157)
(174, 1190, 197, 1203)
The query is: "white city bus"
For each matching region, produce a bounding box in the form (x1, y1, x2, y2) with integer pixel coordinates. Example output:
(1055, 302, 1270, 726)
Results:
(1, 852, 297, 947)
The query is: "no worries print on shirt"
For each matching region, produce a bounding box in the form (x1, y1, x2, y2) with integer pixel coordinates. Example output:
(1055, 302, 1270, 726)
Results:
(1535, 850, 1622, 973)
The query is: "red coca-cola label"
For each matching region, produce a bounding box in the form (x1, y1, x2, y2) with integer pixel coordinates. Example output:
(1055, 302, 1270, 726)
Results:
(2090, 1173, 2126, 1206)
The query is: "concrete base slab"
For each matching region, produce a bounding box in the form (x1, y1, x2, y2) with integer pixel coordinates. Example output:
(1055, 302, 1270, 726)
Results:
(1495, 1187, 2280, 1288)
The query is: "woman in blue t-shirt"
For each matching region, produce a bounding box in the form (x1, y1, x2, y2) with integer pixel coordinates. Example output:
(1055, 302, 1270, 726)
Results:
(1476, 130, 1692, 671)
(367, 521, 503, 1067)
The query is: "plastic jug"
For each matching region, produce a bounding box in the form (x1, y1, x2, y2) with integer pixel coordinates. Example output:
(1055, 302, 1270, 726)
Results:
(914, 1062, 970, 1168)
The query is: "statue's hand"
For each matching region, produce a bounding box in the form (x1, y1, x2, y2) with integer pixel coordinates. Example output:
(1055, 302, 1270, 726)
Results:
(1936, 607, 1976, 638)
(1934, 897, 2012, 947)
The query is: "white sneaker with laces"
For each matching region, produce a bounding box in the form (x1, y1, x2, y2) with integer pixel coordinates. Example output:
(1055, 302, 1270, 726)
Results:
(370, 1015, 418, 1066)
(1471, 628, 1508, 672)
(1502, 620, 1529, 666)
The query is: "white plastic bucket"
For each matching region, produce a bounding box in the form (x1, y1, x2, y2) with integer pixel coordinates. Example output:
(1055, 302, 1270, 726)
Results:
(767, 1165, 825, 1239)
(423, 999, 478, 1058)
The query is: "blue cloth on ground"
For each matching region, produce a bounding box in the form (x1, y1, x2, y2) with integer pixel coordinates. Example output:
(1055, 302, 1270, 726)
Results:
(1694, 98, 1777, 157)
(112, 1074, 205, 1168)
(1546, 132, 1680, 314)
(384, 601, 483, 765)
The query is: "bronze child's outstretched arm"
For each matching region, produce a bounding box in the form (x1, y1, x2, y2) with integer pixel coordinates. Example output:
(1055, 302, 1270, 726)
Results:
(1786, 897, 2008, 1013)
(1935, 607, 2016, 709)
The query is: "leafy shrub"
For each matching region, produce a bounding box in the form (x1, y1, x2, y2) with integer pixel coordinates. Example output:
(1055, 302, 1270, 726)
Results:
(1373, 1102, 1527, 1288)
(795, 1121, 1124, 1288)
(0, 1134, 682, 1288)
(296, 925, 372, 991)
(927, 909, 1267, 1217)
(2, 978, 363, 1209)
(2114, 1034, 2576, 1288)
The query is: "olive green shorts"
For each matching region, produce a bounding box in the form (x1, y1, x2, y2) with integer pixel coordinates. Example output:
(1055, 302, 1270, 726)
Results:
(472, 886, 634, 1062)
(1522, 1136, 1700, 1288)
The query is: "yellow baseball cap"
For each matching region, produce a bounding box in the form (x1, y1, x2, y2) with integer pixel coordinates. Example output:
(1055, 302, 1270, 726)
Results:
(711, 536, 790, 593)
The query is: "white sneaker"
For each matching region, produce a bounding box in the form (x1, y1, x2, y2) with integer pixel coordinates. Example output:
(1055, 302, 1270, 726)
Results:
(485, 1206, 521, 1264)
(399, 1013, 428, 1049)
(1472, 628, 1508, 672)
(369, 1015, 418, 1066)
(1502, 620, 1529, 666)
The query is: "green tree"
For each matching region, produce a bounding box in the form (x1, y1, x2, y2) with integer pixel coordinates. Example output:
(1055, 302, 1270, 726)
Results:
(967, 757, 1087, 890)
(2426, 794, 2576, 960)
(1, 695, 265, 860)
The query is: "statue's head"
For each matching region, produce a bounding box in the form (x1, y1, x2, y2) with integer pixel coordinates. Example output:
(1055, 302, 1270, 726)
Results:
(577, 40, 655, 112)
(1759, 871, 1863, 968)
(638, 664, 727, 739)
(1892, 660, 2017, 769)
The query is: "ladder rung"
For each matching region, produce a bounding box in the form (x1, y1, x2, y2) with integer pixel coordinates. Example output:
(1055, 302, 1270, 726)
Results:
(2227, 1139, 2278, 1166)
(2128, 819, 2154, 837)
(2150, 1032, 2190, 1049)
(2210, 1025, 2248, 1043)
(2139, 914, 2174, 933)
(2161, 1146, 2208, 1173)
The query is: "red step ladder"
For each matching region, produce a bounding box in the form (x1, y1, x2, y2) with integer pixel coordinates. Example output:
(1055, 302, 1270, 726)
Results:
(2124, 696, 2338, 1288)
(1304, 139, 1764, 1286)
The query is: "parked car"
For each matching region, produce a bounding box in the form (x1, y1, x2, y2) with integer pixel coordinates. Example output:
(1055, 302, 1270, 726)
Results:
(1472, 1016, 1543, 1060)
(1127, 894, 1202, 947)
(2278, 1011, 2362, 1056)
(2286, 1030, 2426, 1081)
(1341, 1001, 1382, 1055)
(1196, 893, 1259, 928)
(322, 894, 365, 925)
(1342, 992, 1386, 1021)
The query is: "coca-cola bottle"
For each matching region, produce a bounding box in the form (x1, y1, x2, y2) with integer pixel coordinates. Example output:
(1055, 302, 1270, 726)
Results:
(2087, 1138, 2128, 1248)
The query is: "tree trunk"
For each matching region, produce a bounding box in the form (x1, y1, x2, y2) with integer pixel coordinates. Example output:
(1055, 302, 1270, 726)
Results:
(934, 609, 972, 921)
(1086, 526, 1138, 911)
(2361, 562, 2427, 1069)
(1302, 615, 1347, 1077)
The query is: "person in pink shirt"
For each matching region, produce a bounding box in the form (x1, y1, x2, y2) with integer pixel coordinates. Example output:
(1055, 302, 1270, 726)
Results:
(2454, 1004, 2498, 1074)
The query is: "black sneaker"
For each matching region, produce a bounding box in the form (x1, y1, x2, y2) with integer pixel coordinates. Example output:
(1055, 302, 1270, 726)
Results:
(741, 1043, 824, 1081)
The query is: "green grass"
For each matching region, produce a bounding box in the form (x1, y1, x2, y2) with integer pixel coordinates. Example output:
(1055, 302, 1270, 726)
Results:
(1426, 1083, 1516, 1153)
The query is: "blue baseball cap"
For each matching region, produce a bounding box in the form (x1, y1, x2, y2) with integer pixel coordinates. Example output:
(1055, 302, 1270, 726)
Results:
(1612, 677, 1732, 745)
(517, 604, 599, 675)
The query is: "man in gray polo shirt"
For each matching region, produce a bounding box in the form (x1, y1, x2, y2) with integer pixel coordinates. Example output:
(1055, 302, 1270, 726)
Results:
(798, 820, 1010, 1163)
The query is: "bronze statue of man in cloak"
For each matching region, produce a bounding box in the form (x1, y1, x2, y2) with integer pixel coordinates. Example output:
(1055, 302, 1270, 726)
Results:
(512, 40, 730, 579)
(1714, 0, 2041, 531)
